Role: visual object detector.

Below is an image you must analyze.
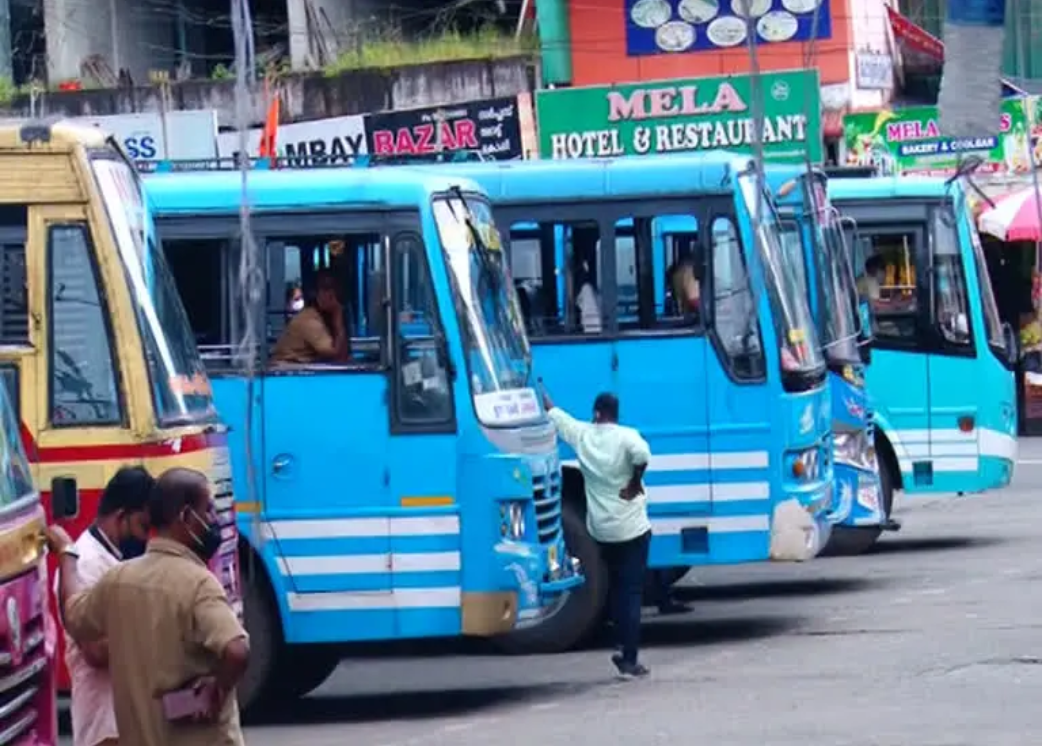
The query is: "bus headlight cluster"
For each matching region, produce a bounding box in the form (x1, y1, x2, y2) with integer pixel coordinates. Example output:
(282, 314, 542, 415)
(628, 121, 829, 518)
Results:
(500, 501, 526, 540)
(790, 448, 820, 481)
(833, 430, 870, 468)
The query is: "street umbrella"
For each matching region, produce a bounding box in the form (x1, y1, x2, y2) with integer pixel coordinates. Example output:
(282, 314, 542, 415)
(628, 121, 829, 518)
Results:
(978, 186, 1042, 242)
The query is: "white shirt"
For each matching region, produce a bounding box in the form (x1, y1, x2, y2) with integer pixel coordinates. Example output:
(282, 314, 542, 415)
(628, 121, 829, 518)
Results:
(547, 407, 652, 543)
(576, 283, 602, 333)
(54, 528, 121, 746)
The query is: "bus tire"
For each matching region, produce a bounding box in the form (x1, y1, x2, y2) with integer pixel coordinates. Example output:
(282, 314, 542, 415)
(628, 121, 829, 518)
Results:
(274, 647, 340, 700)
(491, 500, 608, 655)
(237, 564, 282, 717)
(822, 452, 896, 556)
(642, 566, 689, 604)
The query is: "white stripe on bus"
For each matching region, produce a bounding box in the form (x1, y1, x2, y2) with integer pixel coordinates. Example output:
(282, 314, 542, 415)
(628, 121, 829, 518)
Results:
(264, 515, 460, 540)
(645, 482, 770, 504)
(562, 451, 769, 472)
(651, 515, 769, 534)
(286, 587, 461, 612)
(277, 551, 461, 576)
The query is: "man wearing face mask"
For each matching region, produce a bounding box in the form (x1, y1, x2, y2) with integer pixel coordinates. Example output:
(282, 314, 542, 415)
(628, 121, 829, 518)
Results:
(49, 467, 249, 746)
(55, 466, 154, 746)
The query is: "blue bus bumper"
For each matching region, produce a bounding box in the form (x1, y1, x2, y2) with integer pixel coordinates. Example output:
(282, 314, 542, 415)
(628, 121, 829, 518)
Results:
(494, 539, 583, 628)
(834, 463, 886, 528)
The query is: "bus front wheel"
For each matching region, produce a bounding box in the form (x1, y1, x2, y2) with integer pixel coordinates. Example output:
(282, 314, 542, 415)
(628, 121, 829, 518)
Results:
(491, 500, 607, 654)
(274, 647, 341, 700)
(237, 568, 281, 717)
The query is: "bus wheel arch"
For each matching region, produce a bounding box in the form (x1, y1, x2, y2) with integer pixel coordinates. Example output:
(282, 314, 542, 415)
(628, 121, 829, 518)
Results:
(875, 430, 901, 511)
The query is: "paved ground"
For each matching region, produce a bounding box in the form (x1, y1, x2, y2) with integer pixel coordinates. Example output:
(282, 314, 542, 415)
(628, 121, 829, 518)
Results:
(61, 439, 1042, 745)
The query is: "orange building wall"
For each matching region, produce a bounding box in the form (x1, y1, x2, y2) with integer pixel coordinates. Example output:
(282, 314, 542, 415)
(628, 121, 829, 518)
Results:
(568, 0, 855, 88)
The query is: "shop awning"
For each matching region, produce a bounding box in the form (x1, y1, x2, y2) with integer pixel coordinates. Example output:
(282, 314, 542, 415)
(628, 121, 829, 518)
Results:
(885, 7, 1027, 97)
(978, 185, 1042, 243)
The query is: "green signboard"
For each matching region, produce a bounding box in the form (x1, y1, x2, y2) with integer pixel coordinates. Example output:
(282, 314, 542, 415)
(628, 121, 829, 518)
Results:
(535, 69, 823, 163)
(842, 96, 1042, 178)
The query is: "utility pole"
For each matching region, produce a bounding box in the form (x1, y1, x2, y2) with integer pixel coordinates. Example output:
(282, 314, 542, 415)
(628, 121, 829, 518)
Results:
(0, 0, 12, 81)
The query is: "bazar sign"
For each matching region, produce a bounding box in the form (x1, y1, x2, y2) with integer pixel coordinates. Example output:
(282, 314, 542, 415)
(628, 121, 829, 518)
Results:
(842, 96, 1042, 177)
(535, 69, 822, 163)
(366, 96, 524, 160)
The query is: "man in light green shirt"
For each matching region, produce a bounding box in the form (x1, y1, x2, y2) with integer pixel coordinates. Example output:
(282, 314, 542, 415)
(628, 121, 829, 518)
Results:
(543, 387, 652, 679)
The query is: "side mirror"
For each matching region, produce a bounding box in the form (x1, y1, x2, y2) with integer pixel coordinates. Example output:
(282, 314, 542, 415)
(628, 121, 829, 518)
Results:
(51, 476, 79, 521)
(1002, 322, 1020, 365)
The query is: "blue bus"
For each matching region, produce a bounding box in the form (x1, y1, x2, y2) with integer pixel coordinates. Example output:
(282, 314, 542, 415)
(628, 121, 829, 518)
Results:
(404, 154, 835, 653)
(828, 174, 1018, 513)
(144, 166, 581, 711)
(768, 166, 889, 554)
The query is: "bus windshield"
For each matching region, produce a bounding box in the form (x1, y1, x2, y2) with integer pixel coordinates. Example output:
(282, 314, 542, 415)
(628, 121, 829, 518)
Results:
(739, 175, 825, 376)
(432, 195, 539, 427)
(0, 383, 34, 511)
(88, 149, 218, 426)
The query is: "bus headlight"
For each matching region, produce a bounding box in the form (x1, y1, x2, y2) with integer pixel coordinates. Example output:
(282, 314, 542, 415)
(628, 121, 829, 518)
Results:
(790, 448, 821, 481)
(500, 501, 526, 539)
(834, 430, 868, 467)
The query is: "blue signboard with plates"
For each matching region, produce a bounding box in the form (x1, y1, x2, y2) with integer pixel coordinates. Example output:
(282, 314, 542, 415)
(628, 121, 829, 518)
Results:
(625, 0, 833, 56)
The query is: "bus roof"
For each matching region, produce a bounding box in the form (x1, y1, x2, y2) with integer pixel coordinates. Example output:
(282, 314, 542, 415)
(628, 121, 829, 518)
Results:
(828, 175, 960, 201)
(0, 119, 110, 151)
(145, 167, 487, 214)
(401, 151, 759, 202)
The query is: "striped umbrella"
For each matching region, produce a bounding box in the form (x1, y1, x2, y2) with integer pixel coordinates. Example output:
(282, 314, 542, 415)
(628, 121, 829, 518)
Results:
(978, 186, 1042, 242)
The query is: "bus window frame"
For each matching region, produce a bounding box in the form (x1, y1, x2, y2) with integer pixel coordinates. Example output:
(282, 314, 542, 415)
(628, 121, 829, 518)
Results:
(157, 209, 421, 376)
(926, 204, 977, 359)
(835, 199, 978, 360)
(491, 196, 725, 345)
(45, 222, 127, 429)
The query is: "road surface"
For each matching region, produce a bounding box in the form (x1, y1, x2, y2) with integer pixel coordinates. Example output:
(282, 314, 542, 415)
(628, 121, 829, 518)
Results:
(61, 439, 1042, 745)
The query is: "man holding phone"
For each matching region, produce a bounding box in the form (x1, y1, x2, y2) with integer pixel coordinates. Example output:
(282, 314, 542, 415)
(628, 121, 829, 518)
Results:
(541, 384, 653, 679)
(48, 467, 249, 746)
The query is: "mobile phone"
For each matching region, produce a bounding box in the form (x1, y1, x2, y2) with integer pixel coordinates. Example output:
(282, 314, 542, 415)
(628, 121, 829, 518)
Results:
(161, 681, 212, 722)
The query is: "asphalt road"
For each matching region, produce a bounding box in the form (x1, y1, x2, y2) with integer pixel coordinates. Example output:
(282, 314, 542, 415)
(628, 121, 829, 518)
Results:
(62, 439, 1042, 746)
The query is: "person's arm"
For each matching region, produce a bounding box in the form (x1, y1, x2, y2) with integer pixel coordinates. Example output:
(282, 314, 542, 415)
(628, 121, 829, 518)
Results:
(56, 553, 109, 644)
(329, 309, 351, 363)
(191, 574, 250, 715)
(619, 431, 652, 501)
(545, 406, 586, 450)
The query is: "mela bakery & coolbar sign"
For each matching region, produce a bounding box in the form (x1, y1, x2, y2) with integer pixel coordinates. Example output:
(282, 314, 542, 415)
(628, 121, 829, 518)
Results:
(535, 69, 822, 163)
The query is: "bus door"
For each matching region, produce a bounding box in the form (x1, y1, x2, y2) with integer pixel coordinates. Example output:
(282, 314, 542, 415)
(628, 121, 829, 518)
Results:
(611, 208, 710, 559)
(924, 204, 981, 488)
(850, 219, 931, 485)
(500, 210, 615, 424)
(260, 226, 395, 623)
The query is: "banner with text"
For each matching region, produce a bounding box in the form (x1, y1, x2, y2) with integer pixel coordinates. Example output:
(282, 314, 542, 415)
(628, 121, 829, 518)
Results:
(216, 114, 368, 166)
(75, 111, 218, 170)
(842, 96, 1042, 177)
(535, 69, 822, 163)
(365, 96, 524, 161)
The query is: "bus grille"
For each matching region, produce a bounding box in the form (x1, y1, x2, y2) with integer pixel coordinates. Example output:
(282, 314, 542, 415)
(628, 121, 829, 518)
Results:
(532, 469, 562, 546)
(0, 580, 47, 745)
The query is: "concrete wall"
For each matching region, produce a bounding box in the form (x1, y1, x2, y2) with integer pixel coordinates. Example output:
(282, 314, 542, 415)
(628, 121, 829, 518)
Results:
(3, 56, 534, 127)
(43, 0, 177, 85)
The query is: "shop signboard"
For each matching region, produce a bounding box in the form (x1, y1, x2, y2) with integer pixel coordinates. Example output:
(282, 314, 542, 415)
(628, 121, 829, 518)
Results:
(535, 69, 823, 163)
(365, 96, 525, 161)
(74, 111, 219, 170)
(216, 114, 369, 166)
(841, 96, 1042, 177)
(624, 0, 832, 56)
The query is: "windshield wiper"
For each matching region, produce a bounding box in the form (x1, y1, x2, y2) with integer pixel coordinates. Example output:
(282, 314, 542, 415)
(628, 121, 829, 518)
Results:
(448, 186, 501, 293)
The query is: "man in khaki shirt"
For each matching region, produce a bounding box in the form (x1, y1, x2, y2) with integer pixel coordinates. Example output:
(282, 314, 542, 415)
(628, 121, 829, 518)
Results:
(49, 468, 250, 746)
(271, 269, 350, 365)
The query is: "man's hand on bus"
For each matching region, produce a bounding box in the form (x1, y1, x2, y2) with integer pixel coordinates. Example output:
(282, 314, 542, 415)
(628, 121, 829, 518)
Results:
(538, 379, 553, 411)
(43, 525, 74, 555)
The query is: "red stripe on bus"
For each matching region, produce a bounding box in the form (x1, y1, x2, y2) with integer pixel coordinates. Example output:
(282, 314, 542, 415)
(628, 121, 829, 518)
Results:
(19, 424, 227, 464)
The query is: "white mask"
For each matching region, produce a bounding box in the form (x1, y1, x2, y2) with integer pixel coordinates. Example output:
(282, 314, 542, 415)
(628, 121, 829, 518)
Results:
(290, 298, 304, 313)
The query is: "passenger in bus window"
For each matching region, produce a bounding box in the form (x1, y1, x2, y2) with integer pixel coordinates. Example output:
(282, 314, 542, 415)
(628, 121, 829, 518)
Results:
(573, 257, 602, 334)
(668, 256, 701, 320)
(858, 255, 885, 303)
(285, 283, 304, 317)
(270, 270, 351, 365)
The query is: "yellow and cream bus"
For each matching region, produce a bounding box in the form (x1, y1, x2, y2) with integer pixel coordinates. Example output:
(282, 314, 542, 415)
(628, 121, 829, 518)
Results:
(0, 119, 240, 696)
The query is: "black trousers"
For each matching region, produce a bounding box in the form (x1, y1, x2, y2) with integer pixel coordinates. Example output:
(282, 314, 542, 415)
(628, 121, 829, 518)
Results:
(598, 530, 651, 665)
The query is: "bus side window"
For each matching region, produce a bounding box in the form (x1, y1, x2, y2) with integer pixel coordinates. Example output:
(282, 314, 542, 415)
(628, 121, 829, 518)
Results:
(163, 237, 232, 361)
(931, 209, 972, 346)
(47, 225, 122, 427)
(392, 233, 452, 426)
(710, 216, 764, 380)
(616, 214, 702, 331)
(267, 233, 384, 367)
(856, 231, 919, 343)
(0, 205, 29, 346)
(508, 220, 601, 337)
